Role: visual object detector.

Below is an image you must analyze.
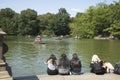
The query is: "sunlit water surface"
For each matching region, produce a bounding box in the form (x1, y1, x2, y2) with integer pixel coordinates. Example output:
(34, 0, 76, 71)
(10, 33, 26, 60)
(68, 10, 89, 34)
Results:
(4, 36, 120, 77)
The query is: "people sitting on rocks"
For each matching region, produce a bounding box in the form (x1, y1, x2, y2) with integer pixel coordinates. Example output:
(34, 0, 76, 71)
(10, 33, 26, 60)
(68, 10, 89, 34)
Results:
(70, 53, 82, 75)
(45, 54, 58, 75)
(58, 53, 70, 75)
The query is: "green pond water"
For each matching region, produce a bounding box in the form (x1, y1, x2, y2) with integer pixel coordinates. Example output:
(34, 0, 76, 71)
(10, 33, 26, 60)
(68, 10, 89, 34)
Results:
(4, 36, 120, 77)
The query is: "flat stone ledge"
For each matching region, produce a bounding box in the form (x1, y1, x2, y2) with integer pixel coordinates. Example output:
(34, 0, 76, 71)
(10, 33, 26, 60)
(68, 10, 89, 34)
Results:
(37, 73, 120, 80)
(0, 71, 11, 79)
(0, 77, 13, 80)
(14, 73, 120, 80)
(0, 60, 6, 65)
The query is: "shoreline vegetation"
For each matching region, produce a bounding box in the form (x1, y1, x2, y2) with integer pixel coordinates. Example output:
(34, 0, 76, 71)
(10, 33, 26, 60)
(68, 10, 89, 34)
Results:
(4, 35, 119, 41)
(0, 1, 120, 40)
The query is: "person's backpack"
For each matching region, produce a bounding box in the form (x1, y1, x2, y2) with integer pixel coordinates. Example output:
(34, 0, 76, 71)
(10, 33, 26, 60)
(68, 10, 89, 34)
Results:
(93, 62, 104, 74)
(114, 62, 120, 75)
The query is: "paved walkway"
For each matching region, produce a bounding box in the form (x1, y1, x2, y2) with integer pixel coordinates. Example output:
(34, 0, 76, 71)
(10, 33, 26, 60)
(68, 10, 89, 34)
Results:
(14, 73, 120, 80)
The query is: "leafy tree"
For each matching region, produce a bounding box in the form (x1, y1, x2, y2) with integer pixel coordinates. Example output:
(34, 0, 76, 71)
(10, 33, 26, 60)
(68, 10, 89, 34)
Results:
(38, 13, 55, 35)
(93, 2, 110, 36)
(18, 9, 39, 35)
(52, 8, 70, 36)
(38, 8, 71, 36)
(9, 13, 20, 35)
(104, 2, 120, 39)
(104, 21, 120, 39)
(0, 1, 119, 39)
(70, 1, 120, 39)
(70, 7, 95, 38)
(0, 8, 15, 34)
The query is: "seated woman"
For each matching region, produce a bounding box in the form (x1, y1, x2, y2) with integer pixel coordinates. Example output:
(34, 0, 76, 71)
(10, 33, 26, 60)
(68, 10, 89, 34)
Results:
(103, 61, 114, 73)
(58, 54, 70, 75)
(90, 54, 106, 74)
(70, 53, 82, 75)
(45, 54, 58, 75)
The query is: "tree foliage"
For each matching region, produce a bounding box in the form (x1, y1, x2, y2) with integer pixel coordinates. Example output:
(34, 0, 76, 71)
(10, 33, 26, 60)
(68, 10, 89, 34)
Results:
(0, 8, 15, 34)
(52, 8, 70, 35)
(0, 1, 120, 39)
(70, 1, 120, 39)
(18, 9, 39, 35)
(38, 8, 71, 36)
(38, 13, 55, 35)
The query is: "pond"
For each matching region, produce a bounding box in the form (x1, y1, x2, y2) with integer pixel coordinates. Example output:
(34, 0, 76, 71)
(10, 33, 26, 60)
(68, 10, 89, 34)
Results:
(4, 36, 120, 77)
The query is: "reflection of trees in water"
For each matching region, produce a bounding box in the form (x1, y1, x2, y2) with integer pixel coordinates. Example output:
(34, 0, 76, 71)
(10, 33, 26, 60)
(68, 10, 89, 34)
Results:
(48, 44, 69, 55)
(33, 44, 46, 50)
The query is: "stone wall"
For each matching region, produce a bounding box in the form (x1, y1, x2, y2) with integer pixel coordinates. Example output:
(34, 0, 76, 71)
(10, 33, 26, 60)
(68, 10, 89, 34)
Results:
(0, 29, 12, 79)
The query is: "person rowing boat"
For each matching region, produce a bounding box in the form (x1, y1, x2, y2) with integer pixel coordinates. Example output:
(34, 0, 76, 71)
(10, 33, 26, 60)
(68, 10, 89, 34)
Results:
(34, 35, 42, 43)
